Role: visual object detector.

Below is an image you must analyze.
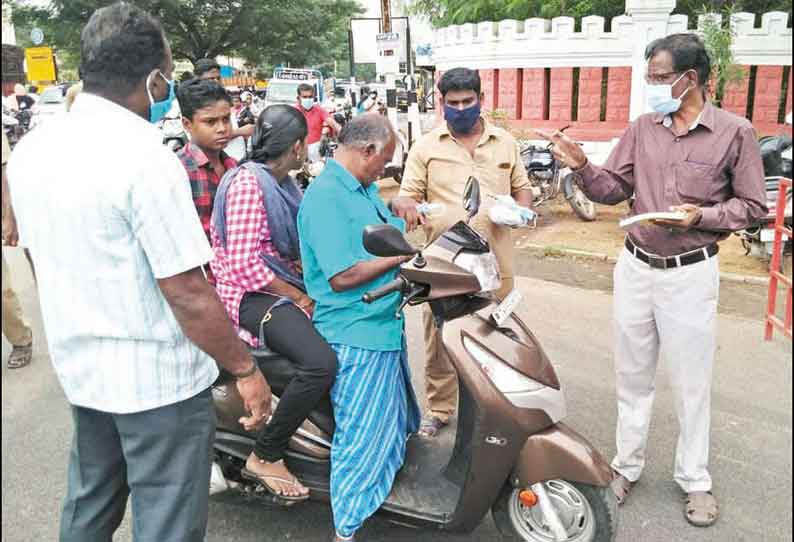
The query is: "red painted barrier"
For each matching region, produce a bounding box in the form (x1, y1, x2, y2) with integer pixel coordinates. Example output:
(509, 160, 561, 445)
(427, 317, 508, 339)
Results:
(765, 177, 793, 342)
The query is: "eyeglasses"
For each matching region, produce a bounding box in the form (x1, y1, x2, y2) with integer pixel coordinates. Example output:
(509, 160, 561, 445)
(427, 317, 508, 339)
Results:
(644, 71, 682, 84)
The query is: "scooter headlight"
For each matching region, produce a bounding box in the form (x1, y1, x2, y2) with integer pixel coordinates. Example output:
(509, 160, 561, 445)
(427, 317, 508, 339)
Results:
(463, 336, 545, 393)
(454, 251, 502, 293)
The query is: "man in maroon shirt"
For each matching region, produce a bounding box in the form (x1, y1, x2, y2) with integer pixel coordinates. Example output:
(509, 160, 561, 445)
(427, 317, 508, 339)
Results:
(296, 83, 341, 161)
(538, 33, 766, 528)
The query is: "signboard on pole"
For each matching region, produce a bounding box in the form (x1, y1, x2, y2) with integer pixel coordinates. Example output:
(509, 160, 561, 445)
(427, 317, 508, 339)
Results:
(30, 28, 44, 46)
(376, 32, 400, 52)
(25, 46, 56, 82)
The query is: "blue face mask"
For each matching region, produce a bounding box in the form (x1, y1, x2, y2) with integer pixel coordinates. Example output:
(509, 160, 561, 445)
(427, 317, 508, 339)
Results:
(146, 71, 176, 124)
(301, 98, 315, 110)
(646, 71, 691, 115)
(444, 102, 481, 134)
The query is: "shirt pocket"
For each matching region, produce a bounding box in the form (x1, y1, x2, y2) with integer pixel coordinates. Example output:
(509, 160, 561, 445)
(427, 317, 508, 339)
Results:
(675, 160, 719, 204)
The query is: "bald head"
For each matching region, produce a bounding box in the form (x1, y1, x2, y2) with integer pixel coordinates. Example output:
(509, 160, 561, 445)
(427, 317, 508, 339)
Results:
(338, 114, 395, 153)
(335, 115, 397, 186)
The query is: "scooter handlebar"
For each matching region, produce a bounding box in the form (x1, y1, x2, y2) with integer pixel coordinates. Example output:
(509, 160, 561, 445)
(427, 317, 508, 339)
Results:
(362, 277, 406, 304)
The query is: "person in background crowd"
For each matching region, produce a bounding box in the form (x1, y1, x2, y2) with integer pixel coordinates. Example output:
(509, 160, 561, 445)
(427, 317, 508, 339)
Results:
(536, 33, 767, 528)
(298, 115, 420, 542)
(211, 104, 337, 501)
(391, 67, 533, 440)
(296, 83, 340, 162)
(238, 91, 257, 127)
(2, 131, 33, 369)
(7, 4, 272, 540)
(175, 78, 237, 246)
(9, 84, 35, 112)
(195, 58, 254, 161)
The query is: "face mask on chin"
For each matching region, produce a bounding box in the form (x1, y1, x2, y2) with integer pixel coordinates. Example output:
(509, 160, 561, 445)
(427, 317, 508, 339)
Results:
(444, 101, 481, 134)
(146, 71, 176, 124)
(646, 71, 692, 115)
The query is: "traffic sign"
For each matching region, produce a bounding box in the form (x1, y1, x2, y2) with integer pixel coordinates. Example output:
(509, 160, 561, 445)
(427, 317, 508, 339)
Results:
(25, 46, 56, 82)
(30, 27, 44, 46)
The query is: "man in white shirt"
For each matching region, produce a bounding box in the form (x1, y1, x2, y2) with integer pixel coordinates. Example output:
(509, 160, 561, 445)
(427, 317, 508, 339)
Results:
(8, 5, 272, 541)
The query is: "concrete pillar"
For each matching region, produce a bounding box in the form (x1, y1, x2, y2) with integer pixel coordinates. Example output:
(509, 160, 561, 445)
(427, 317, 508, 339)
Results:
(522, 68, 548, 121)
(499, 68, 521, 120)
(578, 67, 604, 122)
(606, 67, 632, 122)
(549, 68, 574, 122)
(721, 65, 750, 118)
(753, 65, 784, 124)
(625, 0, 677, 120)
(479, 69, 498, 112)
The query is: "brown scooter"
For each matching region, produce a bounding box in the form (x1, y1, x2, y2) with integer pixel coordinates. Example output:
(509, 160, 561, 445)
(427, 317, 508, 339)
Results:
(211, 179, 618, 541)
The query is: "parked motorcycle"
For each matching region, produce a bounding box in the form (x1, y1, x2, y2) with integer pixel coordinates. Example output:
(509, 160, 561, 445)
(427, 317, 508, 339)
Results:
(521, 135, 597, 222)
(160, 115, 187, 152)
(2, 105, 22, 148)
(210, 178, 618, 542)
(735, 130, 793, 260)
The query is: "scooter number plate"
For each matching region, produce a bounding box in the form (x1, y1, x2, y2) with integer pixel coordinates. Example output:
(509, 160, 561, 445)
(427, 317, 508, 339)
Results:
(760, 228, 789, 242)
(492, 289, 523, 327)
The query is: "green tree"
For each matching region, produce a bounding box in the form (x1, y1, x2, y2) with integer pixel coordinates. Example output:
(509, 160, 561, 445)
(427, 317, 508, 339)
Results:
(11, 0, 361, 72)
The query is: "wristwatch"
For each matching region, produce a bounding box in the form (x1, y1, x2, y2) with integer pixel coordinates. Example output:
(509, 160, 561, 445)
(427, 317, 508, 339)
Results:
(233, 361, 259, 380)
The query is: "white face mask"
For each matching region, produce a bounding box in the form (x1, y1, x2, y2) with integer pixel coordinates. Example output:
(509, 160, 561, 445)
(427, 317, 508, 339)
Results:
(646, 71, 692, 115)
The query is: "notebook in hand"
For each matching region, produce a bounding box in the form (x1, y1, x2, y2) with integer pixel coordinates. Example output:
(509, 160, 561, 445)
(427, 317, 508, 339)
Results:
(619, 211, 687, 229)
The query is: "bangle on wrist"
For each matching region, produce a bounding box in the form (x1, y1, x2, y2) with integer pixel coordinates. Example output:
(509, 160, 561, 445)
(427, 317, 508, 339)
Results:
(233, 361, 258, 380)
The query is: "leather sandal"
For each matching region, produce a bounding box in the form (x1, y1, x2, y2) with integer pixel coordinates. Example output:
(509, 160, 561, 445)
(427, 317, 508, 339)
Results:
(685, 491, 719, 527)
(418, 415, 447, 438)
(7, 343, 32, 369)
(610, 470, 634, 505)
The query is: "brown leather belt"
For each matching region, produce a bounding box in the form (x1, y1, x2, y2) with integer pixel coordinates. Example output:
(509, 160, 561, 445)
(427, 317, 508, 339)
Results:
(625, 237, 719, 270)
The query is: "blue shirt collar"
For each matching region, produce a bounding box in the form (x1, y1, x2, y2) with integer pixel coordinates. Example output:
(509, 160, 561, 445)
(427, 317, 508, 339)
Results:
(325, 159, 368, 193)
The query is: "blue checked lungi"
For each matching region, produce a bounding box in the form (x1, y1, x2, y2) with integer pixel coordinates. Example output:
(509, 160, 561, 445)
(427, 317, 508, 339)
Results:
(329, 342, 421, 538)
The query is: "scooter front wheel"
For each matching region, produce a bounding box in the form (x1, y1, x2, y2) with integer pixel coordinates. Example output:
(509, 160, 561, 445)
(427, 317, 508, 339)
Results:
(492, 480, 617, 542)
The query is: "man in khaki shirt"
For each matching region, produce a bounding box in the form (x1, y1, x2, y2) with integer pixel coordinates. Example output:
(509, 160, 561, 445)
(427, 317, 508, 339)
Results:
(392, 68, 532, 437)
(2, 131, 34, 368)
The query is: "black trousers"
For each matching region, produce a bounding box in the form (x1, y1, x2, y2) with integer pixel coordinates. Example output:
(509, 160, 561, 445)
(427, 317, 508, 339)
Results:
(239, 292, 337, 462)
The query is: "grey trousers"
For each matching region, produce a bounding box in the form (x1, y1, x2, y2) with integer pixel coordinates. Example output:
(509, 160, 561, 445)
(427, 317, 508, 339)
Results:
(59, 388, 215, 542)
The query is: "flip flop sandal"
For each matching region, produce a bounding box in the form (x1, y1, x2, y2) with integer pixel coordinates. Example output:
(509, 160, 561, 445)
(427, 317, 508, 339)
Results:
(610, 471, 634, 505)
(418, 415, 447, 438)
(7, 344, 32, 369)
(685, 491, 719, 527)
(241, 468, 310, 503)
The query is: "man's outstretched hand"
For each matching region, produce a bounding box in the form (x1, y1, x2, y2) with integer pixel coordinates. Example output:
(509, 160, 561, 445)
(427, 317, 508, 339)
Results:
(391, 197, 426, 232)
(533, 129, 588, 171)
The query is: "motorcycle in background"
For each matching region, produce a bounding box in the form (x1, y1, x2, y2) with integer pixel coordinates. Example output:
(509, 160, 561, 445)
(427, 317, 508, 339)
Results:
(521, 138, 597, 222)
(160, 115, 187, 152)
(736, 129, 792, 260)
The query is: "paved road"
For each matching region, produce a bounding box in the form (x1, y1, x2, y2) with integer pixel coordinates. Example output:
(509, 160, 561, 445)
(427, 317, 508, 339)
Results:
(2, 246, 791, 542)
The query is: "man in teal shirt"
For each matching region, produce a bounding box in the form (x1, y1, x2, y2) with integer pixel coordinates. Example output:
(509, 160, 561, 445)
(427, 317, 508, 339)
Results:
(298, 115, 420, 542)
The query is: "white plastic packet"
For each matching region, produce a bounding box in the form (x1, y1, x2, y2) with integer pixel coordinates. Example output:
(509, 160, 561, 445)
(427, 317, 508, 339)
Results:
(488, 195, 537, 228)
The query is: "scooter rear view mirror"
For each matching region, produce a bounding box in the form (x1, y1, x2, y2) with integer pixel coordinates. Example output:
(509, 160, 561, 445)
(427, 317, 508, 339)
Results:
(362, 224, 418, 257)
(463, 176, 482, 220)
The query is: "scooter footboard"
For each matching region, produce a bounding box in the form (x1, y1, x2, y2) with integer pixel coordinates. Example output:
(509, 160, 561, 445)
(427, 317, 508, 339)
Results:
(511, 422, 613, 488)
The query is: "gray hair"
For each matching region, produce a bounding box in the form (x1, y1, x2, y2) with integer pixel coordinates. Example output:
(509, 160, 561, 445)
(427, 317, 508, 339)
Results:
(338, 115, 395, 153)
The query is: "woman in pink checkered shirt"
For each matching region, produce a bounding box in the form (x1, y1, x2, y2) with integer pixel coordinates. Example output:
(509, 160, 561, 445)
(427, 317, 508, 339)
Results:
(209, 105, 337, 502)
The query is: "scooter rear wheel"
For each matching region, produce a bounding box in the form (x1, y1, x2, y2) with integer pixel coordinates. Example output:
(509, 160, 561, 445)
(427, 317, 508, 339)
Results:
(492, 480, 617, 542)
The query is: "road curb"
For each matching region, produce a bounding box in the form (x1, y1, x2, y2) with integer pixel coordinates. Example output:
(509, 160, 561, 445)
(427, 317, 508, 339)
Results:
(518, 243, 771, 286)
